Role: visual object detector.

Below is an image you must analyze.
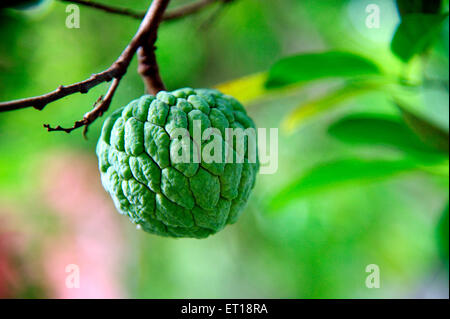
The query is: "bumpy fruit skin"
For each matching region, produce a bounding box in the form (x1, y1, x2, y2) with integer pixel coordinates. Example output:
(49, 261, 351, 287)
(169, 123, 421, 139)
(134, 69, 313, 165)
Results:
(96, 88, 258, 238)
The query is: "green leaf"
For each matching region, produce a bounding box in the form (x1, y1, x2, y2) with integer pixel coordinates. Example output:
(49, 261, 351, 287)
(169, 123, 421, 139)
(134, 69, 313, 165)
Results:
(282, 82, 382, 132)
(268, 159, 418, 210)
(391, 13, 448, 62)
(397, 102, 449, 152)
(265, 51, 382, 89)
(327, 114, 446, 156)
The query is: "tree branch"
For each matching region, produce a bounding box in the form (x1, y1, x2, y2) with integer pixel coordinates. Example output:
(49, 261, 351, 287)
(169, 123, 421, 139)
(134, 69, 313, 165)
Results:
(138, 44, 166, 95)
(58, 0, 229, 21)
(0, 65, 123, 112)
(43, 77, 120, 135)
(136, 0, 169, 94)
(0, 0, 232, 134)
(0, 0, 171, 133)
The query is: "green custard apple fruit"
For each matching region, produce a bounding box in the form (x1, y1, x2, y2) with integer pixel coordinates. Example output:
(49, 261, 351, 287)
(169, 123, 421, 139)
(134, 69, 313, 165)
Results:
(96, 88, 259, 238)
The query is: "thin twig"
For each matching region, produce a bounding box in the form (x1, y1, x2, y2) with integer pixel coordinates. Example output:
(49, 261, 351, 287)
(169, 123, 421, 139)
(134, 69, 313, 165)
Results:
(0, 0, 169, 112)
(0, 0, 233, 134)
(138, 44, 166, 95)
(58, 0, 228, 21)
(58, 0, 145, 19)
(44, 78, 120, 135)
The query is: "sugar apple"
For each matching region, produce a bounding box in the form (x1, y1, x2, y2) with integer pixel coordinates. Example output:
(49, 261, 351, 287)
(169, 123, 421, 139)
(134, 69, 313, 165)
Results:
(96, 88, 259, 238)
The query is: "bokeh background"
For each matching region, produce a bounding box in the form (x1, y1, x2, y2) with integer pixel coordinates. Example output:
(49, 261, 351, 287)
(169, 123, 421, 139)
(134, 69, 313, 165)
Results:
(0, 0, 448, 298)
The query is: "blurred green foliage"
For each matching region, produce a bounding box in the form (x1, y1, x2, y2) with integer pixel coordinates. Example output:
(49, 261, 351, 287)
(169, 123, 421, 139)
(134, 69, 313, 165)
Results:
(391, 13, 448, 62)
(0, 0, 448, 298)
(266, 51, 381, 88)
